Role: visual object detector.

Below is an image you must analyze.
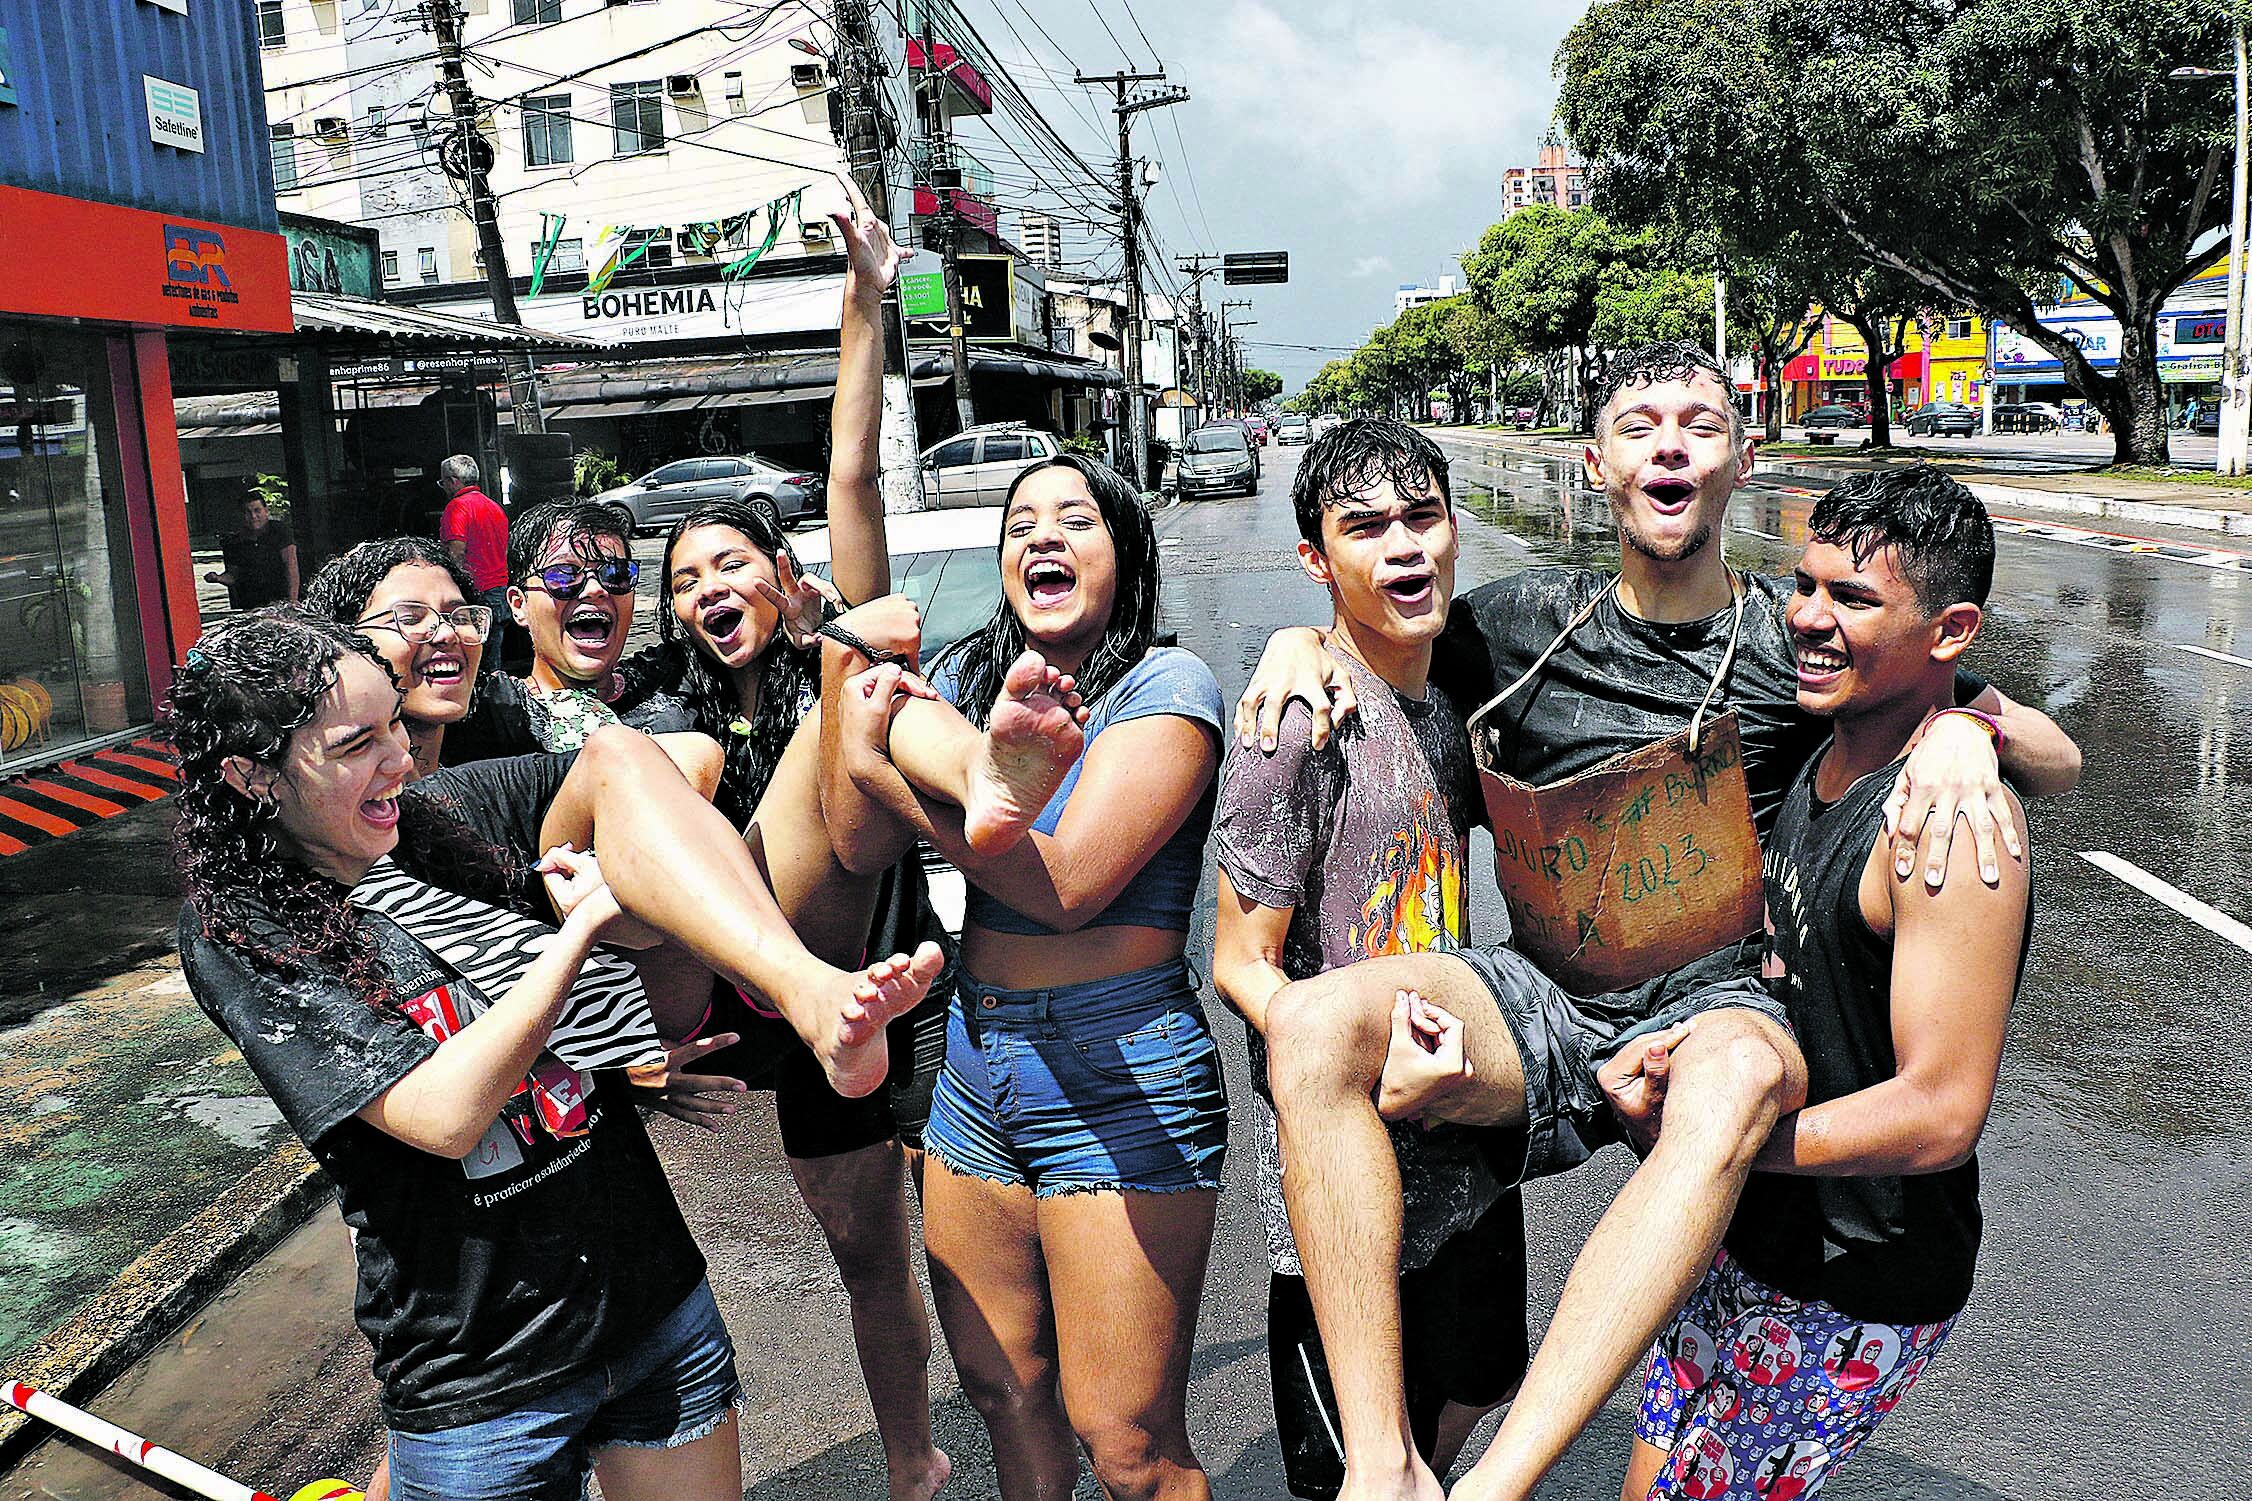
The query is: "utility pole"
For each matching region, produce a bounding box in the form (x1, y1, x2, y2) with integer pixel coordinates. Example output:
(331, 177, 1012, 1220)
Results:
(426, 0, 544, 433)
(828, 3, 926, 510)
(1223, 299, 1252, 414)
(1081, 70, 1187, 489)
(1175, 254, 1221, 421)
(918, 16, 976, 432)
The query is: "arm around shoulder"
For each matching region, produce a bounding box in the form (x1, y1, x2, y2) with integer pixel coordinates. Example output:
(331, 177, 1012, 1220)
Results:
(1970, 683, 2081, 797)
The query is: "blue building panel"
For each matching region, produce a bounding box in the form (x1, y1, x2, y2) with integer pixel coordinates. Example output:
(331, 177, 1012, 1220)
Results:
(0, 0, 277, 232)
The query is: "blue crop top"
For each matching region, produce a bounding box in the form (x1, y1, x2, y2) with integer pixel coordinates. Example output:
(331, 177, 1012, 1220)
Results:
(934, 645, 1225, 937)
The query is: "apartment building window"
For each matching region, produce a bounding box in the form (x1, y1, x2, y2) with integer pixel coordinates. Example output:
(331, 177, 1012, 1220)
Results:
(381, 250, 399, 283)
(513, 0, 563, 21)
(366, 104, 388, 138)
(418, 247, 438, 283)
(531, 237, 585, 274)
(610, 82, 665, 154)
(522, 93, 573, 166)
(622, 226, 672, 271)
(1946, 316, 1973, 340)
(269, 124, 299, 193)
(257, 0, 285, 48)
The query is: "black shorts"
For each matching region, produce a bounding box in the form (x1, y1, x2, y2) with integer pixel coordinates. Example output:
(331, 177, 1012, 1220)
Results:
(1445, 934, 1790, 1186)
(698, 856, 956, 1159)
(1268, 1194, 1530, 1500)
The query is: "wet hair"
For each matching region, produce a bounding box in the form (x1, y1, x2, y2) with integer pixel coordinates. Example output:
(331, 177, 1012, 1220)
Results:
(507, 498, 634, 583)
(304, 536, 479, 624)
(438, 454, 480, 491)
(1594, 341, 1743, 442)
(166, 608, 522, 1010)
(650, 498, 816, 827)
(1291, 417, 1451, 548)
(931, 453, 1158, 729)
(1808, 465, 1994, 613)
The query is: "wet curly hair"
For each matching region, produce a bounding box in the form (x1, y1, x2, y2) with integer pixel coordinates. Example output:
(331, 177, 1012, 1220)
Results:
(303, 535, 479, 624)
(167, 608, 522, 1009)
(643, 498, 817, 828)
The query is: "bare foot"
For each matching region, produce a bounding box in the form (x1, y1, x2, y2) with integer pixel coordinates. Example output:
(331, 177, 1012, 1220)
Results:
(820, 942, 948, 1098)
(962, 650, 1086, 855)
(890, 1445, 952, 1501)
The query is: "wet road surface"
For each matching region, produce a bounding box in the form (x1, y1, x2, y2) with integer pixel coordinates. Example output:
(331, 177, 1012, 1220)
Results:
(10, 438, 2249, 1499)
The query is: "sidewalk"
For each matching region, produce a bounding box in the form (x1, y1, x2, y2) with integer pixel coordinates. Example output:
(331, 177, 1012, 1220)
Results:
(1431, 426, 2252, 537)
(0, 797, 317, 1461)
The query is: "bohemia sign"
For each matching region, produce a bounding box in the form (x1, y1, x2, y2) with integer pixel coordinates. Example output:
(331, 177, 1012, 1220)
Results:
(0, 185, 291, 332)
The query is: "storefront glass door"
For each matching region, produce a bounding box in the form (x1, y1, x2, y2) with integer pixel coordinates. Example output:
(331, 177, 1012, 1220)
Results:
(0, 320, 154, 772)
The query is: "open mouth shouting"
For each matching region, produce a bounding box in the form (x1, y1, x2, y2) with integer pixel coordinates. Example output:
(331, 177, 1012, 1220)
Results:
(1377, 568, 1437, 611)
(1794, 638, 1849, 692)
(697, 598, 750, 655)
(359, 782, 405, 833)
(1024, 558, 1077, 611)
(413, 644, 468, 692)
(1642, 475, 1698, 516)
(564, 601, 619, 653)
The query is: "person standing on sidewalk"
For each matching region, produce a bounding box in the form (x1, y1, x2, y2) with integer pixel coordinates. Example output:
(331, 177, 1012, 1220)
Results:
(205, 490, 299, 609)
(439, 455, 514, 670)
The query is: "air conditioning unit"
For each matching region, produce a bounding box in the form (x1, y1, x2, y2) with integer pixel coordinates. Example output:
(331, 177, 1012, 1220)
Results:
(665, 73, 700, 97)
(800, 219, 833, 245)
(313, 116, 351, 143)
(789, 62, 825, 89)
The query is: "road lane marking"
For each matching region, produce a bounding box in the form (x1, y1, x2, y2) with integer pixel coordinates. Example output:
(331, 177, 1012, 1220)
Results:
(2175, 642, 2252, 670)
(2079, 851, 2252, 956)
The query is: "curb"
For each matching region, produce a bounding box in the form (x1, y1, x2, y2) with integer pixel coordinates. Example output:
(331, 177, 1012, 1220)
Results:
(0, 1143, 331, 1469)
(1430, 431, 2252, 539)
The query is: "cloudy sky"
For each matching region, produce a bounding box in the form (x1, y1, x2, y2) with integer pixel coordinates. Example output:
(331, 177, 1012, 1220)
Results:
(964, 0, 1591, 394)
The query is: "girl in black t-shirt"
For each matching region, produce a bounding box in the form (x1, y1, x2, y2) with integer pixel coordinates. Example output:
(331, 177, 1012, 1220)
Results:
(168, 609, 743, 1501)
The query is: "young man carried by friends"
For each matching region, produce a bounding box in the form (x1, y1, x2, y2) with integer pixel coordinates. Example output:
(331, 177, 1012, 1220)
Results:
(1624, 465, 2030, 1500)
(1209, 417, 1529, 1500)
(1232, 341, 2080, 1501)
(439, 497, 698, 762)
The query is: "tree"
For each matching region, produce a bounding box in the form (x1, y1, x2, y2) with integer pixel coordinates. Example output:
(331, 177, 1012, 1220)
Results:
(1242, 367, 1284, 406)
(1559, 0, 2241, 466)
(1464, 205, 1622, 424)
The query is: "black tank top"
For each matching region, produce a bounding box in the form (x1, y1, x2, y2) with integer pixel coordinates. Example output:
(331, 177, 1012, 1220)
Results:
(1725, 750, 2022, 1324)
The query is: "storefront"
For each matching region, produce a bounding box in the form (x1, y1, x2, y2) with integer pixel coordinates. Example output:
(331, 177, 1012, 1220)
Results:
(0, 3, 293, 773)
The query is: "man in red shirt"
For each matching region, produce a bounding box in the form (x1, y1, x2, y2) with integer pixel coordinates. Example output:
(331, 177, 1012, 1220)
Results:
(437, 454, 515, 670)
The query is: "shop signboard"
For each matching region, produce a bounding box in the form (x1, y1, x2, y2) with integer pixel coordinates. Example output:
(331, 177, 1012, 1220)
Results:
(1993, 304, 2227, 380)
(143, 75, 204, 153)
(900, 249, 946, 320)
(1011, 257, 1048, 350)
(0, 184, 291, 331)
(429, 271, 846, 344)
(281, 215, 379, 298)
(905, 254, 1046, 345)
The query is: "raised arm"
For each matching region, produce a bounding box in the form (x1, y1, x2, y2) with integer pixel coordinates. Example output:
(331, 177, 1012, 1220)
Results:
(824, 180, 910, 607)
(1753, 793, 2028, 1176)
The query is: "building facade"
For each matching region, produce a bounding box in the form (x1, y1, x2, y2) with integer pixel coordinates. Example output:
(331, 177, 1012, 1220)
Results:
(1016, 212, 1063, 272)
(1394, 274, 1459, 318)
(0, 0, 294, 775)
(1989, 261, 2227, 416)
(1501, 131, 1586, 218)
(1780, 312, 1992, 421)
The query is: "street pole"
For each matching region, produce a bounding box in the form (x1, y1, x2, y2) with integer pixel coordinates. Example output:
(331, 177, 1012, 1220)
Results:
(1714, 269, 1728, 370)
(2227, 23, 2251, 475)
(1223, 299, 1253, 413)
(829, 3, 926, 510)
(427, 0, 544, 434)
(919, 16, 976, 432)
(1080, 71, 1186, 490)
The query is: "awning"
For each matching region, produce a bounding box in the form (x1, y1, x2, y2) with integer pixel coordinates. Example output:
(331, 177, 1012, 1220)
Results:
(178, 422, 281, 439)
(288, 290, 606, 352)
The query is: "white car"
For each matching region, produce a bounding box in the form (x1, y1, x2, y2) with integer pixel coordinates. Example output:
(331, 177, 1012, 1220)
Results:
(918, 425, 1064, 508)
(793, 506, 1005, 932)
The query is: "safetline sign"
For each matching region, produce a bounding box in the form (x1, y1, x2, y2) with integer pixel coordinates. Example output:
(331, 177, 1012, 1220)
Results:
(144, 76, 204, 153)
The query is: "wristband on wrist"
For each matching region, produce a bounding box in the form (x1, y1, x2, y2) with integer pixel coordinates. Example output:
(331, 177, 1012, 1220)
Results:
(1928, 705, 2005, 754)
(815, 618, 913, 668)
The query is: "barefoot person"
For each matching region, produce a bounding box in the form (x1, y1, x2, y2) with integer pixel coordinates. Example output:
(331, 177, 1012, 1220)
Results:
(1233, 343, 2079, 1500)
(167, 611, 935, 1501)
(1624, 467, 2031, 1500)
(1210, 419, 1528, 1500)
(825, 454, 1229, 1501)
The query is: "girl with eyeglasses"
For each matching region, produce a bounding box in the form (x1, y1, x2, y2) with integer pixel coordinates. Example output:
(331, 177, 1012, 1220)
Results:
(167, 608, 944, 1501)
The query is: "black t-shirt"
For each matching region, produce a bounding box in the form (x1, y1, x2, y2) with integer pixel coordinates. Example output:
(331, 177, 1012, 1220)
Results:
(179, 902, 703, 1433)
(1432, 569, 1989, 840)
(221, 520, 294, 609)
(440, 672, 696, 766)
(1724, 753, 2024, 1323)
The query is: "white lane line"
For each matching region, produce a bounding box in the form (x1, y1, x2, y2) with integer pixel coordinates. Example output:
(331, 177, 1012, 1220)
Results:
(1738, 526, 1782, 540)
(2176, 642, 2252, 670)
(2079, 851, 2252, 956)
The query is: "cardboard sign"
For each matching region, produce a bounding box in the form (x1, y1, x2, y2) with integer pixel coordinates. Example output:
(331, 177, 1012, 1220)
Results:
(1477, 710, 1765, 994)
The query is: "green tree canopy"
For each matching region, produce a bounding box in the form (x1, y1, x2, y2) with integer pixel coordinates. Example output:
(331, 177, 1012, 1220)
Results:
(1242, 367, 1284, 405)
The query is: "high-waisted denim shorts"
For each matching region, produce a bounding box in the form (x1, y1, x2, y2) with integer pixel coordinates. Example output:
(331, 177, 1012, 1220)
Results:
(923, 958, 1228, 1197)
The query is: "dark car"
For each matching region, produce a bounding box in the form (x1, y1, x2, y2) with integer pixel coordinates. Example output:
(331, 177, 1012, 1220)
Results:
(1800, 406, 1863, 430)
(595, 454, 824, 536)
(1906, 402, 1977, 437)
(1175, 423, 1259, 498)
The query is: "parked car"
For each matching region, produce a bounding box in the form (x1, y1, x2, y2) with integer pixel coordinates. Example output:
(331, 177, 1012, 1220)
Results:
(596, 454, 824, 536)
(1992, 401, 2062, 434)
(918, 424, 1064, 508)
(2194, 404, 2222, 435)
(1313, 413, 1344, 438)
(1905, 402, 1977, 437)
(1244, 415, 1270, 446)
(1800, 405, 1864, 430)
(793, 506, 1004, 933)
(1508, 403, 1539, 426)
(1275, 416, 1312, 445)
(1175, 423, 1260, 498)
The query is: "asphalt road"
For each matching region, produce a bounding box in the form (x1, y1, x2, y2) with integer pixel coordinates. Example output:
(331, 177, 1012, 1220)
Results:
(11, 439, 2251, 1500)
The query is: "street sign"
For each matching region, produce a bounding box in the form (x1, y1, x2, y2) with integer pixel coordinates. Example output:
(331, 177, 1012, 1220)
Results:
(900, 249, 946, 320)
(1224, 251, 1288, 285)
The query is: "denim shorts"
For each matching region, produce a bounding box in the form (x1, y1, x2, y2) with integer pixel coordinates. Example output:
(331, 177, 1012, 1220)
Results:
(387, 1281, 743, 1501)
(924, 959, 1228, 1197)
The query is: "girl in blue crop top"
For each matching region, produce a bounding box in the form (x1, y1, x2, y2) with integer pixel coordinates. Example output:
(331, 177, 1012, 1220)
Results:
(823, 453, 1228, 1500)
